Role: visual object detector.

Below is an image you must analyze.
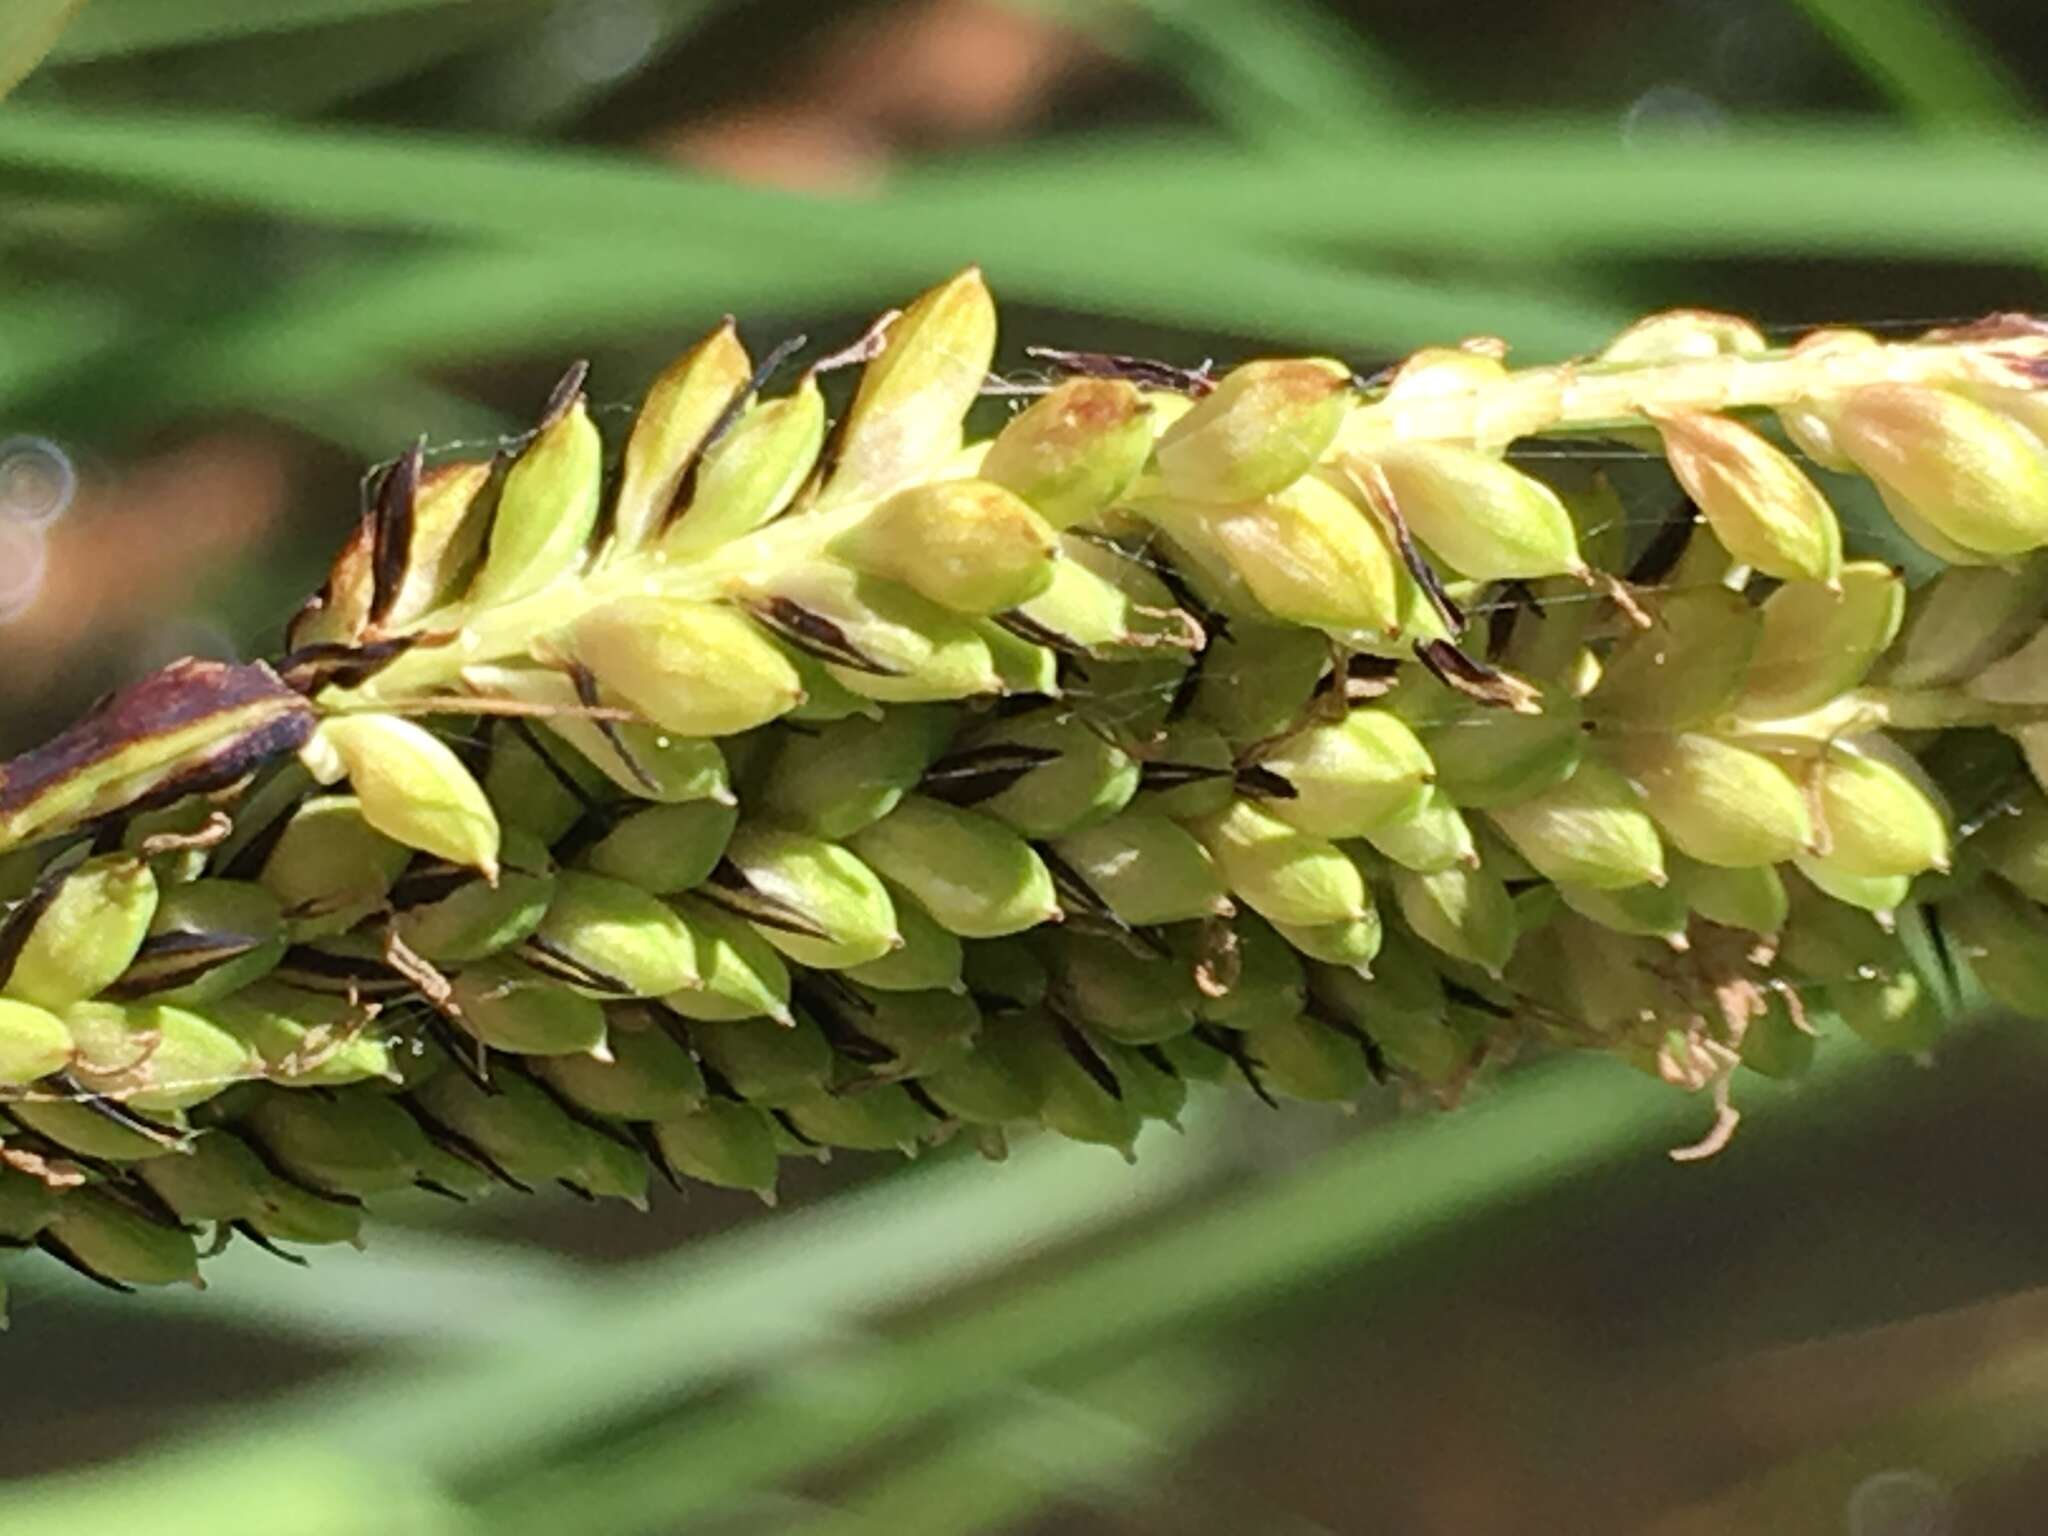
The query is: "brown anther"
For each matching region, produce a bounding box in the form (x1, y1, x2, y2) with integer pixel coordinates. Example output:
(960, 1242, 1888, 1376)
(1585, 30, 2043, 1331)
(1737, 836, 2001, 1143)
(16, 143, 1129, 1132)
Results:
(1669, 1071, 1741, 1163)
(0, 1144, 86, 1187)
(383, 928, 454, 1009)
(137, 810, 234, 858)
(1601, 575, 1655, 631)
(1192, 917, 1241, 1000)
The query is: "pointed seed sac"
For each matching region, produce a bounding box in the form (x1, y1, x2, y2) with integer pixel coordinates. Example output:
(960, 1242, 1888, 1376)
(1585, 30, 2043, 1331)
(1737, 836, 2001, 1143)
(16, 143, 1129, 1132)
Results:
(833, 479, 1059, 616)
(981, 377, 1156, 529)
(1650, 408, 1842, 583)
(1155, 357, 1353, 504)
(575, 598, 806, 738)
(1834, 383, 2048, 559)
(311, 714, 501, 880)
(847, 796, 1059, 939)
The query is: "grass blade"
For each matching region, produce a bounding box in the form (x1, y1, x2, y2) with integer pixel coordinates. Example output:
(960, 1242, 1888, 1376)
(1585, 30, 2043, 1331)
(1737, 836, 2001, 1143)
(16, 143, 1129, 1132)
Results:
(768, 1352, 1249, 1536)
(1026, 0, 1404, 149)
(459, 1054, 1782, 1534)
(1786, 0, 2033, 127)
(45, 0, 524, 61)
(7, 106, 2048, 266)
(0, 0, 89, 100)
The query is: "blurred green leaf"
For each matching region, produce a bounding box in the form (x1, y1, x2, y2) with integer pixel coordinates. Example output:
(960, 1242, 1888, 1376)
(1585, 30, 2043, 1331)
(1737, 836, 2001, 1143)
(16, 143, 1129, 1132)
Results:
(193, 1121, 1223, 1480)
(46, 0, 524, 61)
(1787, 0, 2032, 127)
(0, 0, 88, 100)
(0, 286, 128, 399)
(11, 1222, 595, 1349)
(782, 1352, 1250, 1536)
(41, 8, 537, 118)
(132, 241, 1620, 415)
(10, 106, 2048, 266)
(1024, 0, 1404, 151)
(0, 1445, 477, 1536)
(898, 126, 2048, 262)
(269, 373, 513, 461)
(467, 1049, 1899, 1536)
(1658, 1332, 2048, 1532)
(1137, 0, 1405, 129)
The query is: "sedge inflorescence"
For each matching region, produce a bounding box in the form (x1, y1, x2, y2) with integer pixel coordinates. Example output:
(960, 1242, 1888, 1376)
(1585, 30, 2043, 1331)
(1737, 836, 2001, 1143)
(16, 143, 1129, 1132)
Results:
(6, 272, 2048, 1293)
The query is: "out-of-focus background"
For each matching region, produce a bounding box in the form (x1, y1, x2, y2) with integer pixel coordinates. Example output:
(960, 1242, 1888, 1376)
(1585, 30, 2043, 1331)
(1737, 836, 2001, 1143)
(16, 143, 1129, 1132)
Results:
(3, 3, 2048, 1532)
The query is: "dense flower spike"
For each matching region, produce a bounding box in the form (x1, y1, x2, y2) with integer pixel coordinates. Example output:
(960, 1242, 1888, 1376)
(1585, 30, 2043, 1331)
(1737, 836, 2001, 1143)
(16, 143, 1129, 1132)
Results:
(5, 276, 2048, 1293)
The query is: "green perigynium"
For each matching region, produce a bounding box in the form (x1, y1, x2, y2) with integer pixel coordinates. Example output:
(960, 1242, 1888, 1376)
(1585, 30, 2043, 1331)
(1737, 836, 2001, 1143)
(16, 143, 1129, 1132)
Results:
(5, 273, 2048, 1293)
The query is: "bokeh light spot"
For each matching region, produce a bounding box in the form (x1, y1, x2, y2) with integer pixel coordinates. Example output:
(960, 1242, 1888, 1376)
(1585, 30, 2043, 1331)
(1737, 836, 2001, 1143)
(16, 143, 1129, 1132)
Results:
(1621, 83, 1729, 146)
(0, 436, 77, 528)
(0, 522, 48, 623)
(549, 0, 660, 85)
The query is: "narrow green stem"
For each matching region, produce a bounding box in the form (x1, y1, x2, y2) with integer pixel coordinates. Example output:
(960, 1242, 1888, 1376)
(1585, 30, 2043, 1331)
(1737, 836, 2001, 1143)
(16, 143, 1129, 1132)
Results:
(1735, 687, 2048, 739)
(1339, 331, 2048, 451)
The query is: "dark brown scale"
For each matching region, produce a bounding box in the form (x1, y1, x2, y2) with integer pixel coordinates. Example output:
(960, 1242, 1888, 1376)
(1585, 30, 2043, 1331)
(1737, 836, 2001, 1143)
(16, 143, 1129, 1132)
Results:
(769, 1107, 824, 1149)
(1380, 504, 1463, 633)
(1304, 1003, 1390, 1083)
(105, 929, 271, 1000)
(497, 1055, 643, 1152)
(1034, 842, 1118, 926)
(387, 859, 480, 911)
(36, 1072, 194, 1148)
(802, 310, 899, 493)
(275, 634, 430, 695)
(792, 970, 878, 1018)
(660, 332, 807, 536)
(230, 1220, 310, 1266)
(274, 945, 412, 999)
(1486, 579, 1543, 660)
(215, 773, 310, 881)
(0, 877, 58, 991)
(223, 1124, 365, 1208)
(1412, 638, 1535, 710)
(1233, 764, 1298, 801)
(1024, 346, 1215, 397)
(1137, 1043, 1180, 1078)
(569, 661, 661, 796)
(627, 1121, 685, 1192)
(898, 1078, 953, 1122)
(744, 597, 901, 676)
(416, 1012, 495, 1092)
(1136, 759, 1233, 795)
(34, 1231, 136, 1293)
(918, 743, 1061, 807)
(990, 609, 1083, 654)
(1441, 981, 1515, 1020)
(1051, 1014, 1123, 1101)
(1192, 1023, 1277, 1108)
(515, 936, 634, 997)
(397, 1094, 535, 1195)
(1627, 498, 1700, 587)
(537, 360, 591, 433)
(695, 860, 832, 940)
(97, 1172, 192, 1233)
(366, 442, 424, 631)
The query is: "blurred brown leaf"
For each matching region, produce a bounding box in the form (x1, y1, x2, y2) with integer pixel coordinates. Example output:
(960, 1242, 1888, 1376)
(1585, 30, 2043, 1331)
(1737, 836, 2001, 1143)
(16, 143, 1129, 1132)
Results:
(0, 430, 288, 695)
(655, 0, 1100, 191)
